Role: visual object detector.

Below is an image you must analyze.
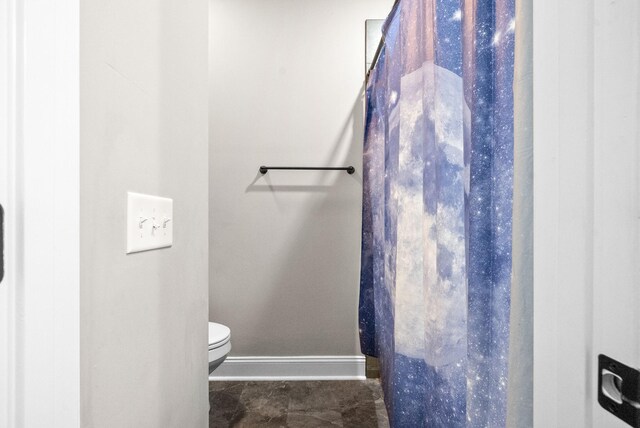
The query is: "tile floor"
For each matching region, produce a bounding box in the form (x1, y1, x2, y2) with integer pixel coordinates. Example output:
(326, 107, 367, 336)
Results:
(209, 380, 389, 427)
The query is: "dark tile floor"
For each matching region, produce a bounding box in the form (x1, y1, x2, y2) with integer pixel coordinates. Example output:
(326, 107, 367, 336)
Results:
(209, 380, 389, 428)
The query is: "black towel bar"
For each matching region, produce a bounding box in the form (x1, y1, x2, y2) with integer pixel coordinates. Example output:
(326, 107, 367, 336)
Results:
(259, 166, 355, 175)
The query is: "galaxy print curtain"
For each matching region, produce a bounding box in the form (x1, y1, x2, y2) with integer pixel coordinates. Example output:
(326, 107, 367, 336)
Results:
(359, 0, 515, 426)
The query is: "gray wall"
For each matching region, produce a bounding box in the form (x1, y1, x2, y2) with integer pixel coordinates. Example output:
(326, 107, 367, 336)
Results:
(209, 0, 393, 356)
(80, 1, 209, 426)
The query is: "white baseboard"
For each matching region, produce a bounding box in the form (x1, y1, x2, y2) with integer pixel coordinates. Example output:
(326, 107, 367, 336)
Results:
(209, 355, 366, 381)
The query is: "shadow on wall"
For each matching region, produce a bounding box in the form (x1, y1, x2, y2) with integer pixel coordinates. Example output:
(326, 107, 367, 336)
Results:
(219, 84, 366, 356)
(245, 85, 365, 194)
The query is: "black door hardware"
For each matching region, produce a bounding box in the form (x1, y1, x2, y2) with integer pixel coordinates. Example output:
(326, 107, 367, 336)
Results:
(599, 354, 640, 427)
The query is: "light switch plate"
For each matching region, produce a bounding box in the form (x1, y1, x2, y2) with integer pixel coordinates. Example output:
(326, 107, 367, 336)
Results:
(126, 192, 173, 254)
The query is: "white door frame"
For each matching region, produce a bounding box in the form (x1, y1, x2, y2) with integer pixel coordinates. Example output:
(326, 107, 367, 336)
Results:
(1, 0, 80, 426)
(0, 0, 18, 425)
(533, 0, 640, 427)
(532, 0, 594, 425)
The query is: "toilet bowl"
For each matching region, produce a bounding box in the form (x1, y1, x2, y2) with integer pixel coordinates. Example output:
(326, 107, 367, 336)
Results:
(208, 322, 231, 373)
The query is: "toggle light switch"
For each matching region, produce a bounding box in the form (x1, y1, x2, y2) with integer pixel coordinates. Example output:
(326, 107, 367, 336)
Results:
(127, 192, 173, 254)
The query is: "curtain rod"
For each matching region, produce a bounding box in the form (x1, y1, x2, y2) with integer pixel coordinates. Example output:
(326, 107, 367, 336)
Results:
(366, 0, 400, 83)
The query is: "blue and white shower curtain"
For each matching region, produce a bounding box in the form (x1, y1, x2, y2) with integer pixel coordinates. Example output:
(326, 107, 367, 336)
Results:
(359, 0, 514, 426)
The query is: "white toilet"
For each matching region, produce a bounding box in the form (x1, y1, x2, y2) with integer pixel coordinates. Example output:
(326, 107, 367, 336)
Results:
(208, 322, 231, 373)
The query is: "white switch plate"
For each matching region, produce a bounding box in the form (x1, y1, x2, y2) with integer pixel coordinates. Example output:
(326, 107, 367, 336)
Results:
(126, 192, 173, 254)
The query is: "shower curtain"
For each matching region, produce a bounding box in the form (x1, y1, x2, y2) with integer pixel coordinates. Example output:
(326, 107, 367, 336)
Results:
(359, 0, 515, 426)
